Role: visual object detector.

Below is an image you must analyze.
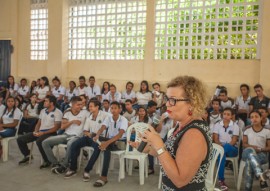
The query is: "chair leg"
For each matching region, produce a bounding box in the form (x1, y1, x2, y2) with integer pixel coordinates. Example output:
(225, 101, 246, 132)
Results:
(145, 158, 148, 178)
(120, 156, 125, 180)
(2, 140, 8, 162)
(234, 159, 239, 187)
(139, 159, 145, 185)
(128, 160, 133, 176)
(29, 142, 34, 164)
(158, 168, 162, 189)
(237, 161, 245, 191)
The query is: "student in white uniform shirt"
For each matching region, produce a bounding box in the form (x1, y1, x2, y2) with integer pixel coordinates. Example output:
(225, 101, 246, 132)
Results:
(86, 76, 101, 100)
(209, 99, 222, 133)
(258, 107, 270, 126)
(156, 111, 174, 141)
(29, 80, 37, 95)
(65, 99, 108, 180)
(130, 106, 152, 125)
(18, 94, 39, 135)
(152, 82, 165, 109)
(135, 80, 152, 109)
(42, 96, 87, 174)
(36, 76, 50, 113)
(108, 84, 121, 103)
(242, 110, 270, 191)
(101, 81, 110, 102)
(17, 95, 63, 167)
(0, 94, 6, 117)
(78, 76, 88, 96)
(5, 75, 19, 99)
(51, 76, 66, 106)
(0, 97, 22, 138)
(102, 99, 111, 113)
(235, 84, 251, 124)
(121, 81, 136, 104)
(213, 108, 240, 190)
(61, 81, 79, 112)
(219, 89, 234, 109)
(17, 78, 30, 100)
(123, 99, 136, 121)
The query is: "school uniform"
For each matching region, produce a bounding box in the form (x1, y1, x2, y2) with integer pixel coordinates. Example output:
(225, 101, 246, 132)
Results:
(0, 107, 22, 137)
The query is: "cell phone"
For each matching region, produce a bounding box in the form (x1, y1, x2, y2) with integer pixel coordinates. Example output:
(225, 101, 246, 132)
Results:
(96, 139, 101, 145)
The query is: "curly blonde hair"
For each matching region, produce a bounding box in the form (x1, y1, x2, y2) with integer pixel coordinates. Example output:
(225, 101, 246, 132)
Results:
(167, 76, 208, 117)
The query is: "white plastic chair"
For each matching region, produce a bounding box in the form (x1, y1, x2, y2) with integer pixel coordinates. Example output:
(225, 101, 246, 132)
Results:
(120, 122, 149, 185)
(1, 115, 22, 162)
(206, 143, 225, 191)
(237, 159, 269, 190)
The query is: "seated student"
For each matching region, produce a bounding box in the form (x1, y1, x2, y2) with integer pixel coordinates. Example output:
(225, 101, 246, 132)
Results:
(258, 107, 270, 127)
(108, 84, 121, 103)
(152, 82, 165, 110)
(17, 95, 62, 167)
(61, 81, 79, 112)
(51, 76, 66, 107)
(249, 84, 270, 113)
(130, 106, 152, 125)
(36, 76, 50, 113)
(5, 75, 19, 99)
(29, 80, 37, 95)
(242, 110, 270, 191)
(209, 99, 222, 133)
(235, 84, 251, 125)
(121, 81, 136, 104)
(18, 94, 39, 135)
(42, 96, 87, 174)
(79, 94, 88, 111)
(219, 89, 234, 109)
(134, 80, 152, 109)
(0, 96, 22, 138)
(101, 81, 110, 102)
(78, 76, 88, 96)
(147, 100, 158, 120)
(102, 99, 111, 113)
(213, 107, 240, 190)
(0, 94, 5, 117)
(16, 95, 25, 111)
(86, 76, 101, 100)
(65, 101, 127, 187)
(156, 111, 174, 142)
(123, 99, 136, 121)
(17, 78, 30, 101)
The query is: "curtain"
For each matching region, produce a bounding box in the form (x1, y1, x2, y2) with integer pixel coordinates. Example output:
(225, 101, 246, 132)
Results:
(0, 40, 11, 82)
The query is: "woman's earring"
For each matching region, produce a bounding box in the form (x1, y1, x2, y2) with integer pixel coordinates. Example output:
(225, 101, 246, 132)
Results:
(188, 108, 193, 116)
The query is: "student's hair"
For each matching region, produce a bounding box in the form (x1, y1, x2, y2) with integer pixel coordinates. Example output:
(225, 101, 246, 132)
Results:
(20, 78, 27, 84)
(89, 76, 95, 80)
(79, 76, 86, 81)
(0, 93, 4, 99)
(89, 99, 101, 109)
(45, 95, 57, 106)
(126, 81, 134, 88)
(103, 99, 110, 104)
(152, 82, 160, 88)
(140, 80, 150, 92)
(125, 99, 132, 104)
(15, 97, 22, 110)
(110, 84, 117, 90)
(79, 94, 87, 100)
(147, 100, 157, 108)
(249, 110, 262, 118)
(2, 96, 16, 118)
(258, 106, 268, 113)
(110, 101, 120, 109)
(7, 75, 15, 89)
(211, 98, 221, 105)
(69, 81, 76, 87)
(101, 81, 110, 94)
(40, 76, 49, 87)
(223, 107, 234, 115)
(52, 76, 61, 83)
(240, 84, 250, 91)
(70, 96, 82, 104)
(28, 93, 37, 109)
(138, 106, 149, 123)
(219, 89, 227, 96)
(254, 83, 263, 90)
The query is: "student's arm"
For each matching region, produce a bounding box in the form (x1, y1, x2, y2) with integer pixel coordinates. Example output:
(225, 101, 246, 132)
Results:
(229, 135, 238, 146)
(263, 139, 270, 152)
(93, 125, 107, 141)
(242, 135, 258, 150)
(34, 119, 42, 132)
(61, 118, 80, 130)
(0, 119, 19, 128)
(213, 133, 222, 146)
(99, 129, 125, 151)
(35, 121, 61, 137)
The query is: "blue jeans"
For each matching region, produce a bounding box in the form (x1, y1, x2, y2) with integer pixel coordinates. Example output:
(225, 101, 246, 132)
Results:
(0, 128, 16, 138)
(242, 147, 268, 191)
(218, 143, 238, 181)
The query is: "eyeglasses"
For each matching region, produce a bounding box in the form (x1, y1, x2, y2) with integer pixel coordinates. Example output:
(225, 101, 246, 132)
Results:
(164, 96, 189, 106)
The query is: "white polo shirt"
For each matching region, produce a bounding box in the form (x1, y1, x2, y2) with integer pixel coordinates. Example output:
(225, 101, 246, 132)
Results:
(123, 110, 136, 121)
(108, 92, 121, 103)
(65, 88, 79, 101)
(1, 107, 21, 125)
(121, 91, 136, 101)
(78, 86, 88, 96)
(101, 91, 110, 102)
(86, 85, 101, 99)
(83, 110, 108, 136)
(102, 108, 111, 114)
(209, 112, 222, 133)
(26, 103, 39, 118)
(8, 83, 19, 97)
(244, 127, 270, 149)
(0, 104, 6, 118)
(213, 120, 240, 145)
(102, 115, 128, 139)
(221, 100, 233, 109)
(159, 119, 174, 139)
(39, 108, 63, 131)
(235, 96, 251, 111)
(52, 85, 66, 99)
(36, 86, 50, 99)
(17, 86, 30, 96)
(136, 92, 152, 106)
(130, 116, 152, 124)
(63, 109, 87, 136)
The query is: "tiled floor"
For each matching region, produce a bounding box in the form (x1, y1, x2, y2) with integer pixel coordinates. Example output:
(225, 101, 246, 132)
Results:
(0, 140, 261, 191)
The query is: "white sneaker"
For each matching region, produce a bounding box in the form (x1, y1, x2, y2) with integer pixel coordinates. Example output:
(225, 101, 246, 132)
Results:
(83, 172, 90, 182)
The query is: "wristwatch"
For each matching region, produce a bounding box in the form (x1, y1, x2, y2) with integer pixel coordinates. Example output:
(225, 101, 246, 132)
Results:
(157, 146, 167, 156)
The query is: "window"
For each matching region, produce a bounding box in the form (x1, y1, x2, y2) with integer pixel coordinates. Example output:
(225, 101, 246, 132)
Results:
(155, 0, 261, 60)
(30, 0, 48, 60)
(68, 0, 147, 60)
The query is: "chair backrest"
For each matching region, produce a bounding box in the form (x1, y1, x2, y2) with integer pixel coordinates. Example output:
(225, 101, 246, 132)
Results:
(125, 122, 149, 152)
(206, 143, 224, 186)
(14, 114, 23, 137)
